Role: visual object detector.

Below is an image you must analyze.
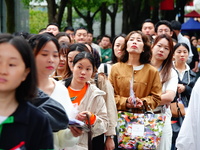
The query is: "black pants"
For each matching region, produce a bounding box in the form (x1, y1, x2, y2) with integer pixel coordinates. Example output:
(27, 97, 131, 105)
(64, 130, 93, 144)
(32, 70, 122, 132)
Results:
(92, 134, 104, 150)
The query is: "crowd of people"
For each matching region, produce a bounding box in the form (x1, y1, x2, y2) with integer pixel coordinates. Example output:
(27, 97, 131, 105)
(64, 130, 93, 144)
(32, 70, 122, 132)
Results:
(0, 18, 200, 150)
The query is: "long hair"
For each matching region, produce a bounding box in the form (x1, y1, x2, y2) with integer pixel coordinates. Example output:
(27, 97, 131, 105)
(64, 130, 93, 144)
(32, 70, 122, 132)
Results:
(152, 34, 174, 84)
(111, 34, 126, 64)
(0, 34, 38, 102)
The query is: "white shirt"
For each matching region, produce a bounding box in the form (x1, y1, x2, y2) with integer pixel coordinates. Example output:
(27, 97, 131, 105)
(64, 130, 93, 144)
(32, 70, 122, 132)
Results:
(176, 78, 200, 150)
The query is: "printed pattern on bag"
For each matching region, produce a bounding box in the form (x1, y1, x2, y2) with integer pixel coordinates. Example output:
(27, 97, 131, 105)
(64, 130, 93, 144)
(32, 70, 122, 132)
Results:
(117, 111, 166, 149)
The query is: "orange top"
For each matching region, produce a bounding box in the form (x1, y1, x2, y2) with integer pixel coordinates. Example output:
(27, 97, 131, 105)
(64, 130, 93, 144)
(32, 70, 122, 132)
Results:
(68, 83, 96, 125)
(68, 84, 88, 105)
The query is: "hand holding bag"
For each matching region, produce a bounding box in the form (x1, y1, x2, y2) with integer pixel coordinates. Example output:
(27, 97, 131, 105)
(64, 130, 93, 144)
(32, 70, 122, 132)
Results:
(117, 109, 166, 150)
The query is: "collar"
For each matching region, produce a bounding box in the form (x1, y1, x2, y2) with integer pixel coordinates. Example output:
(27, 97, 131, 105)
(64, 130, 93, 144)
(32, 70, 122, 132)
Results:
(173, 61, 190, 72)
(133, 64, 144, 71)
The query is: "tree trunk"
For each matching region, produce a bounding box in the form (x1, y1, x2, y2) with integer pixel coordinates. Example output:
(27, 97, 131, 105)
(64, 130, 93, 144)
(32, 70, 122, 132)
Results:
(107, 1, 119, 38)
(66, 0, 73, 27)
(5, 0, 15, 33)
(100, 2, 107, 35)
(152, 5, 159, 24)
(85, 15, 93, 34)
(57, 0, 68, 28)
(129, 0, 142, 31)
(140, 0, 151, 22)
(46, 0, 57, 23)
(122, 0, 129, 34)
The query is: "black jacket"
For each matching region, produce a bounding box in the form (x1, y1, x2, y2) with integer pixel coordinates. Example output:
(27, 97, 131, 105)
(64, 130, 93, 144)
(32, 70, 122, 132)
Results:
(0, 102, 53, 149)
(173, 69, 197, 107)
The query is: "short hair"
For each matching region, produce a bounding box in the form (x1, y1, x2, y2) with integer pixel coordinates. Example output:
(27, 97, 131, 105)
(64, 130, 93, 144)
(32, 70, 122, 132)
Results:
(0, 34, 38, 102)
(142, 19, 154, 27)
(74, 27, 88, 35)
(100, 35, 111, 42)
(55, 32, 72, 43)
(121, 31, 151, 64)
(155, 20, 173, 33)
(64, 26, 74, 32)
(171, 20, 182, 30)
(46, 23, 59, 29)
(28, 33, 60, 56)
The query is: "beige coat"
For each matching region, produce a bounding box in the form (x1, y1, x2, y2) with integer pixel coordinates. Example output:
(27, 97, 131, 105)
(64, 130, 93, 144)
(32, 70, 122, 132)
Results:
(93, 73, 117, 136)
(72, 82, 108, 150)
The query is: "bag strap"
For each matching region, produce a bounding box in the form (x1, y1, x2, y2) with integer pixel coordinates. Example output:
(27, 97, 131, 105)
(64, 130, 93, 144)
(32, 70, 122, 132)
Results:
(94, 73, 99, 88)
(86, 113, 92, 150)
(176, 94, 184, 117)
(104, 63, 108, 77)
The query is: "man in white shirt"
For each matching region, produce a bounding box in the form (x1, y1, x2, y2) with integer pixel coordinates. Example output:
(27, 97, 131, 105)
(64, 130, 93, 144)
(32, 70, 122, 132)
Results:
(176, 78, 200, 150)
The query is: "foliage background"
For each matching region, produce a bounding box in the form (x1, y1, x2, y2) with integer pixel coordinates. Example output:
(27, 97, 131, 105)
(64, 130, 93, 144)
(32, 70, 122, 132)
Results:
(29, 9, 48, 34)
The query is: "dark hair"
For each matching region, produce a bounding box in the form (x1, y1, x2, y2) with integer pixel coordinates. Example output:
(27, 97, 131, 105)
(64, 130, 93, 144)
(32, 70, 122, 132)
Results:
(74, 27, 88, 35)
(0, 34, 37, 102)
(63, 43, 90, 79)
(155, 20, 173, 33)
(39, 28, 46, 33)
(142, 19, 155, 28)
(55, 32, 71, 43)
(152, 34, 174, 84)
(54, 43, 70, 77)
(59, 42, 70, 55)
(64, 51, 95, 87)
(121, 31, 152, 64)
(73, 51, 95, 70)
(171, 20, 182, 31)
(111, 34, 126, 64)
(64, 26, 74, 32)
(174, 43, 189, 52)
(28, 33, 60, 56)
(13, 31, 32, 40)
(100, 35, 111, 43)
(46, 23, 59, 30)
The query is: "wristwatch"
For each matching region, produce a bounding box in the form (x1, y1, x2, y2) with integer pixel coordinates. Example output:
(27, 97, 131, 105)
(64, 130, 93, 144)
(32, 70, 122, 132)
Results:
(106, 135, 115, 139)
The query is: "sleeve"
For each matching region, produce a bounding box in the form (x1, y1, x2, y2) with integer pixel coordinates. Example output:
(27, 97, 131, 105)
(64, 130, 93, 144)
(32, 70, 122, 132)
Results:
(163, 68, 178, 93)
(33, 89, 69, 132)
(104, 80, 117, 136)
(109, 65, 129, 111)
(183, 71, 197, 100)
(176, 78, 200, 150)
(91, 95, 108, 137)
(53, 129, 79, 148)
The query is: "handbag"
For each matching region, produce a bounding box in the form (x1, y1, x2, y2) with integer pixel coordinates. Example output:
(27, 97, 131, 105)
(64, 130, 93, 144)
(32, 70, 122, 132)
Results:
(170, 95, 185, 118)
(117, 110, 166, 149)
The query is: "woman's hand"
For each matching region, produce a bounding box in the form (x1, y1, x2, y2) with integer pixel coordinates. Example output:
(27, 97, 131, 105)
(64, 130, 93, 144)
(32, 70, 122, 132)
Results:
(126, 97, 143, 109)
(69, 126, 84, 137)
(177, 84, 185, 94)
(76, 111, 91, 122)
